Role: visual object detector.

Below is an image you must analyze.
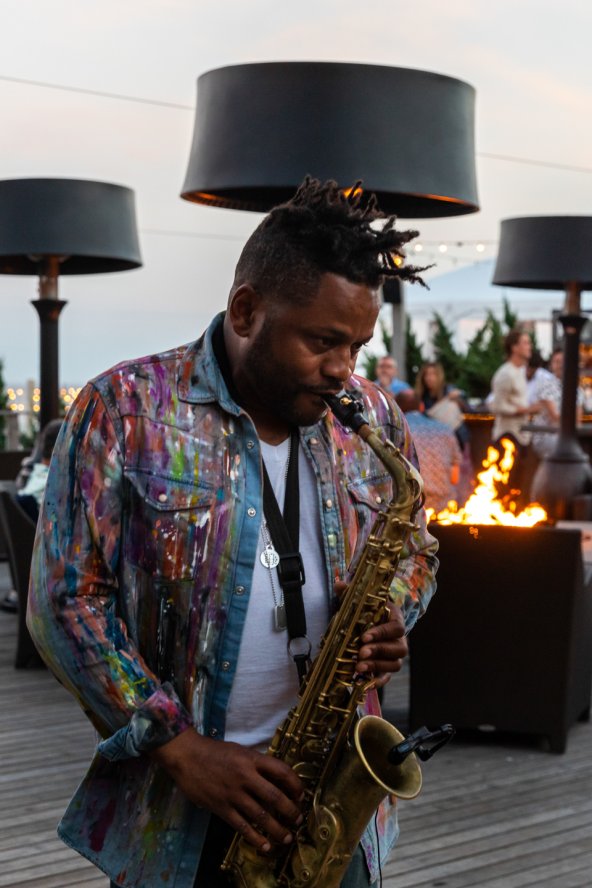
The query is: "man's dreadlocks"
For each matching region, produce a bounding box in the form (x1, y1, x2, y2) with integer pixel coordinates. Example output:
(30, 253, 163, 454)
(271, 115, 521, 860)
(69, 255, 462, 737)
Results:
(231, 176, 427, 304)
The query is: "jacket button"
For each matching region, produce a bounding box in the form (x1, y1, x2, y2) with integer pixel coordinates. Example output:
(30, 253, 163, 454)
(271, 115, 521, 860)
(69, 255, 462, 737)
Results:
(235, 585, 245, 596)
(309, 437, 318, 445)
(222, 661, 231, 671)
(247, 440, 255, 449)
(375, 495, 382, 504)
(247, 507, 256, 517)
(158, 493, 168, 503)
(209, 727, 218, 737)
(325, 499, 333, 510)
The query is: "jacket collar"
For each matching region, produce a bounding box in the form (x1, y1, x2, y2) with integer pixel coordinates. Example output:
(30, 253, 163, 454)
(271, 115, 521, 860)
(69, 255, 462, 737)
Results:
(176, 312, 242, 416)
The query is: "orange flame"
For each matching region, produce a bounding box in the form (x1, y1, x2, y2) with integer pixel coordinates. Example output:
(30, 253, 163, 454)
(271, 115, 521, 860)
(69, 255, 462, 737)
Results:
(427, 437, 547, 527)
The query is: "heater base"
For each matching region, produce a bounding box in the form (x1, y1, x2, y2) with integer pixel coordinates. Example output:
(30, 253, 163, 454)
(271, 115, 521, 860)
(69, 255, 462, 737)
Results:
(410, 524, 592, 753)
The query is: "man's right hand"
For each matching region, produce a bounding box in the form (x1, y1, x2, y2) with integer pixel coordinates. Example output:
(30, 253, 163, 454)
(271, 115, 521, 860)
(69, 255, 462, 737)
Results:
(148, 728, 305, 853)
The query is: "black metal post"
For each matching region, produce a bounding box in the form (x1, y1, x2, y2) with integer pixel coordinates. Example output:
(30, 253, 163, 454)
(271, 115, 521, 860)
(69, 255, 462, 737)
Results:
(30, 258, 67, 429)
(531, 283, 592, 517)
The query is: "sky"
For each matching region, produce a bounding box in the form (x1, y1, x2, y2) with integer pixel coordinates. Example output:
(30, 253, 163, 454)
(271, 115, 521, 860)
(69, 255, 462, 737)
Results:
(1, 0, 592, 385)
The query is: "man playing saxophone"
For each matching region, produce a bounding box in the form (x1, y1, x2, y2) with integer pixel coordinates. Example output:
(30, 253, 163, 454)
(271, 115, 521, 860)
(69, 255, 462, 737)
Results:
(28, 177, 439, 887)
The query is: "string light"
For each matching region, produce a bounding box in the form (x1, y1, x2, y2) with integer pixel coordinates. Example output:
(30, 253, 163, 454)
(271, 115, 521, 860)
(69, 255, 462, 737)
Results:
(402, 239, 499, 268)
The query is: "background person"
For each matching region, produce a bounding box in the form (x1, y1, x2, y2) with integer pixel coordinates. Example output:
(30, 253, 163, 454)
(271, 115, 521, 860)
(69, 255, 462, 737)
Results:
(490, 328, 540, 504)
(490, 329, 539, 447)
(27, 178, 438, 888)
(16, 419, 62, 522)
(526, 350, 553, 407)
(531, 347, 583, 459)
(0, 418, 63, 613)
(414, 361, 469, 449)
(395, 389, 461, 513)
(415, 361, 472, 504)
(374, 354, 412, 396)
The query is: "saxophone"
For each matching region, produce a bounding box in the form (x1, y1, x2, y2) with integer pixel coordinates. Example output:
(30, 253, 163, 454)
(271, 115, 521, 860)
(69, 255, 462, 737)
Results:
(222, 391, 440, 887)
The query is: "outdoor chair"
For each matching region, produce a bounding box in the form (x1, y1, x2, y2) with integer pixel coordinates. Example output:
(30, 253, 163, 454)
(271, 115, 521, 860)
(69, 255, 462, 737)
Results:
(0, 480, 16, 565)
(0, 489, 45, 668)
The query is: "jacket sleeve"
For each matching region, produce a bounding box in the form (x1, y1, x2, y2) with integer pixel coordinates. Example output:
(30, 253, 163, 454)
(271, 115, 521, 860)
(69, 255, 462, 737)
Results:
(27, 384, 193, 760)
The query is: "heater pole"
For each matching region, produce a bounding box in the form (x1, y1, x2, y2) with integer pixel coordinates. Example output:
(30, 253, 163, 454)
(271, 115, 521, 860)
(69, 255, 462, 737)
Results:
(531, 282, 592, 517)
(31, 257, 68, 430)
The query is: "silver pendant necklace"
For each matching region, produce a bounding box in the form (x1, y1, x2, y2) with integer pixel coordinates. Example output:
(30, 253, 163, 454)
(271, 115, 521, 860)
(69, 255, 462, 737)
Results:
(260, 530, 280, 569)
(261, 521, 287, 631)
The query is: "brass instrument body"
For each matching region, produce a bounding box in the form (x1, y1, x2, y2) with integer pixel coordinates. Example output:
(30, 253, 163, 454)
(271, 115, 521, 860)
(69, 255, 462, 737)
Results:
(222, 402, 424, 887)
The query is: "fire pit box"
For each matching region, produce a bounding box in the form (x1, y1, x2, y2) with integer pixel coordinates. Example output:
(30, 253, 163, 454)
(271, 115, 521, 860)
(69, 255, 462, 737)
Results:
(409, 524, 592, 752)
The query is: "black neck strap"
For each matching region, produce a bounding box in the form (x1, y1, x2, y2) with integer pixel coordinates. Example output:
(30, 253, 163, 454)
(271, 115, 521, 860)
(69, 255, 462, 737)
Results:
(211, 322, 310, 681)
(261, 430, 310, 682)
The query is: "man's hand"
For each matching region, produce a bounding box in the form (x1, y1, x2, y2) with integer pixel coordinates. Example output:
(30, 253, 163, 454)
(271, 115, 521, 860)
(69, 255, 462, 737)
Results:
(357, 602, 408, 688)
(333, 582, 408, 688)
(149, 729, 304, 852)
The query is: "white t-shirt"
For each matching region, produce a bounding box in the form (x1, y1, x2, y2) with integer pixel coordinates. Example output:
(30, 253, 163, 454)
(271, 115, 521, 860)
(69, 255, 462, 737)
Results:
(491, 361, 530, 445)
(224, 438, 330, 749)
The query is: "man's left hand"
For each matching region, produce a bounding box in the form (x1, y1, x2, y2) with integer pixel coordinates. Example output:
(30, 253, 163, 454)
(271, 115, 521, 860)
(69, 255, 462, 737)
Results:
(356, 602, 408, 688)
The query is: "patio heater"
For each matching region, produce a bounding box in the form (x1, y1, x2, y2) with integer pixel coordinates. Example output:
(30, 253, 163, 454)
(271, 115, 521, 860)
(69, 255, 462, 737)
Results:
(180, 61, 479, 216)
(0, 178, 142, 429)
(493, 216, 592, 518)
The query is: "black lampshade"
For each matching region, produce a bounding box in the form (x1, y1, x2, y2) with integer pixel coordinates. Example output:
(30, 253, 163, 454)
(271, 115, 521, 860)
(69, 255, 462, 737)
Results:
(181, 62, 479, 218)
(0, 178, 142, 275)
(492, 217, 592, 290)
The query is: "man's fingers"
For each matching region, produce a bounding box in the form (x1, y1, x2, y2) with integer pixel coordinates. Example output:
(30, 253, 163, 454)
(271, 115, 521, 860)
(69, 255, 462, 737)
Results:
(374, 673, 392, 689)
(227, 810, 273, 853)
(257, 756, 305, 807)
(358, 657, 405, 675)
(358, 636, 408, 663)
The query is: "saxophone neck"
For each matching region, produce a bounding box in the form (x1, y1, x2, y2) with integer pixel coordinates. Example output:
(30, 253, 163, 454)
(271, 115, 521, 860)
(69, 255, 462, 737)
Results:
(365, 428, 423, 519)
(325, 391, 424, 518)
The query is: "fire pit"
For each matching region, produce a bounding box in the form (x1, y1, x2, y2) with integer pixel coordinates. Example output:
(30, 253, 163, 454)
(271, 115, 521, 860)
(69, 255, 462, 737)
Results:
(411, 440, 592, 752)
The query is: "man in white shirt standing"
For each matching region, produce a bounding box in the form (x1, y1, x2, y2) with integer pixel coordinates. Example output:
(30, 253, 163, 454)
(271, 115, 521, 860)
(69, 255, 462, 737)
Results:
(490, 329, 541, 504)
(491, 329, 539, 446)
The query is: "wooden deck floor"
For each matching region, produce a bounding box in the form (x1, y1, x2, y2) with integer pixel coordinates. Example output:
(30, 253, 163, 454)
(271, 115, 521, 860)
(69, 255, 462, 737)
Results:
(1, 561, 591, 888)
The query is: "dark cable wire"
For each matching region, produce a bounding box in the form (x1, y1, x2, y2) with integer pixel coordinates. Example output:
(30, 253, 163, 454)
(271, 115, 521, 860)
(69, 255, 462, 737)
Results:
(0, 73, 193, 110)
(141, 228, 247, 242)
(479, 150, 592, 175)
(374, 809, 383, 888)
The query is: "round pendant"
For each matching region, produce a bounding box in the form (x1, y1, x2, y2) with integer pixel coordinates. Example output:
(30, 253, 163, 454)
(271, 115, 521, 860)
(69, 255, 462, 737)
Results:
(260, 544, 280, 569)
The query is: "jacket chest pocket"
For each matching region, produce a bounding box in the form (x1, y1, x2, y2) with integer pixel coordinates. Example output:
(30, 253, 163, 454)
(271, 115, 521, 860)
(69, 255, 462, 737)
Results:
(345, 473, 392, 563)
(124, 470, 215, 581)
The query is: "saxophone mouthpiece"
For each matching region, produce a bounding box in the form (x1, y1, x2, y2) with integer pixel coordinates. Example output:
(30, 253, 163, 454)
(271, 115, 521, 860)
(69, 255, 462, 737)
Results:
(323, 390, 369, 433)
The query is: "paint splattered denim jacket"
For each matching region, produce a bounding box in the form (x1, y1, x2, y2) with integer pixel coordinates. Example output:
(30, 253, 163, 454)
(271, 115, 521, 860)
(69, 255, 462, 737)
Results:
(28, 313, 438, 887)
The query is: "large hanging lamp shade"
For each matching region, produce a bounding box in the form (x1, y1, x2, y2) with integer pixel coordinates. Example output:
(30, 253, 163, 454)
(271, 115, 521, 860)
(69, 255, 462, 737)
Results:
(492, 215, 592, 519)
(0, 177, 142, 428)
(181, 61, 479, 217)
(0, 178, 142, 274)
(492, 216, 592, 291)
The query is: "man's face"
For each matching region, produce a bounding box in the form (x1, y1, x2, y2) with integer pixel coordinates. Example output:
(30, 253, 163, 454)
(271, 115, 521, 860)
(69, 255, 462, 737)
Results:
(514, 334, 532, 362)
(233, 273, 380, 428)
(376, 357, 397, 385)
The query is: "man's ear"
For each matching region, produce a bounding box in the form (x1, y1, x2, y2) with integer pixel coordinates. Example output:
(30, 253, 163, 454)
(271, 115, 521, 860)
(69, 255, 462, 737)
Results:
(227, 284, 263, 338)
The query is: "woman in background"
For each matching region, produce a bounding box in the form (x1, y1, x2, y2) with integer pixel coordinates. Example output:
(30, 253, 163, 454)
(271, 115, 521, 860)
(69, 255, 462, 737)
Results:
(415, 361, 473, 504)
